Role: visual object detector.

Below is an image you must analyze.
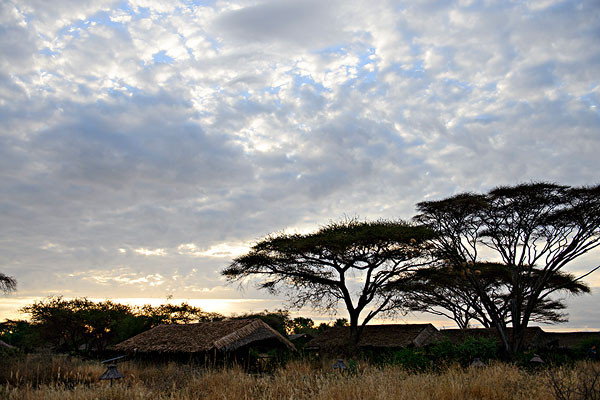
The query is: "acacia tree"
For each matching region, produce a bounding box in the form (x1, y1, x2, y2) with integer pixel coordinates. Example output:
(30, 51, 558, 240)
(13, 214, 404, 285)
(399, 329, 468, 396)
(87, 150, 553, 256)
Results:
(222, 219, 435, 345)
(415, 183, 600, 356)
(0, 273, 16, 293)
(392, 263, 590, 329)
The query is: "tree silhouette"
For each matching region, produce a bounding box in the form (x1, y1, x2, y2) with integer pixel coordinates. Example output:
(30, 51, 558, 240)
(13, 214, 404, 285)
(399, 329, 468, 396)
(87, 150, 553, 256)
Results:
(0, 273, 16, 293)
(415, 182, 600, 356)
(392, 262, 590, 329)
(222, 219, 434, 346)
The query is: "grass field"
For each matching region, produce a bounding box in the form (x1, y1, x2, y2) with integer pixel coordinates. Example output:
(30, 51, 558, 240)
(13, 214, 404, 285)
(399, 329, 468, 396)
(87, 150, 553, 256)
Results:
(1, 354, 598, 399)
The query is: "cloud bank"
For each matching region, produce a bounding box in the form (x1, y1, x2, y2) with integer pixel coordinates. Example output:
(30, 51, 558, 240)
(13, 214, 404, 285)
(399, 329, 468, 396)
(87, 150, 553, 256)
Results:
(1, 0, 599, 327)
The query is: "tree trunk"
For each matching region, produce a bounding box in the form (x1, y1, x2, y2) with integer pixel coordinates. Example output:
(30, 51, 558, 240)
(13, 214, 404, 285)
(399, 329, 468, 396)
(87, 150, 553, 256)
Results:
(348, 312, 361, 355)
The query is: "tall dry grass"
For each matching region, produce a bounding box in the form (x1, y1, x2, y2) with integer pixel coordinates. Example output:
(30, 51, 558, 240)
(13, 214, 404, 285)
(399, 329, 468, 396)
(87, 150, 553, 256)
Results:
(1, 354, 597, 399)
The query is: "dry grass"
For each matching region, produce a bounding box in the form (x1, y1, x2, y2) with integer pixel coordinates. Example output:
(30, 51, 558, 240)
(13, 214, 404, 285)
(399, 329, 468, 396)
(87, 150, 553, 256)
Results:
(1, 354, 597, 399)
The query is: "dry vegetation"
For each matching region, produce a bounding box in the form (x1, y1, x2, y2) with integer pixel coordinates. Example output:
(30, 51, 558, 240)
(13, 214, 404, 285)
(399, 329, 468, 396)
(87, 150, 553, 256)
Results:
(0, 355, 598, 399)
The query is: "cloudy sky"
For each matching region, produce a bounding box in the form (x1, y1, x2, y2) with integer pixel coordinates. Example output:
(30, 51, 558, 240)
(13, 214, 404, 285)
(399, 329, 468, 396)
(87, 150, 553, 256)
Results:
(1, 0, 599, 329)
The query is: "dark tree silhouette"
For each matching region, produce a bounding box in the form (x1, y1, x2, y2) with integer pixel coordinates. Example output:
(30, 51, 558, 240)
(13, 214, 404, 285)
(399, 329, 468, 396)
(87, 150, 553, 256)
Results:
(415, 182, 600, 356)
(0, 273, 16, 293)
(222, 219, 435, 345)
(21, 297, 224, 352)
(392, 262, 590, 329)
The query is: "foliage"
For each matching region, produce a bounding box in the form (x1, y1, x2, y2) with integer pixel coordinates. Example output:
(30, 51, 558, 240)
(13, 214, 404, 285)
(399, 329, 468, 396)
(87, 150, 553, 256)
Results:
(223, 218, 435, 345)
(231, 310, 290, 335)
(0, 343, 21, 360)
(0, 272, 16, 293)
(454, 337, 499, 364)
(332, 318, 349, 327)
(393, 263, 590, 329)
(384, 347, 431, 371)
(415, 182, 600, 356)
(0, 320, 41, 352)
(17, 297, 224, 353)
(21, 297, 138, 353)
(577, 337, 600, 360)
(137, 303, 224, 326)
(371, 337, 499, 370)
(286, 317, 315, 335)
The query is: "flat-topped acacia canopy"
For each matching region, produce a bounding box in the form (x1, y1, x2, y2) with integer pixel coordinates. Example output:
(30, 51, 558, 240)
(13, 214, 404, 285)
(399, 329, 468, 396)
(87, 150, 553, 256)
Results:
(222, 219, 435, 345)
(415, 182, 600, 356)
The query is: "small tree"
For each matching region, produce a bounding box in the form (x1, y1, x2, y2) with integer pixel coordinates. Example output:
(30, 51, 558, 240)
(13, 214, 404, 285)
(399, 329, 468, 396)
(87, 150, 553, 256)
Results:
(222, 219, 435, 346)
(415, 183, 600, 356)
(392, 263, 590, 329)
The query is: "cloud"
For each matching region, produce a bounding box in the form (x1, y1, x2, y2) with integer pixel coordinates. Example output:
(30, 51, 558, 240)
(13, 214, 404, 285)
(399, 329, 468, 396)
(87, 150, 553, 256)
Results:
(0, 0, 599, 327)
(213, 0, 346, 49)
(177, 242, 250, 258)
(134, 248, 167, 256)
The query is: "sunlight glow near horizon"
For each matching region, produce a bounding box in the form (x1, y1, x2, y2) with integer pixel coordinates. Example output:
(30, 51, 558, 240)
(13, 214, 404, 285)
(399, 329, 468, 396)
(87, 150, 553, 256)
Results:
(0, 297, 281, 321)
(2, 294, 598, 332)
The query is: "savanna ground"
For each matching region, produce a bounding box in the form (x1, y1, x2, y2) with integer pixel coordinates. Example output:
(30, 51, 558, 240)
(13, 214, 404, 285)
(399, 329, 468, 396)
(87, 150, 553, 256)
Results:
(1, 354, 599, 400)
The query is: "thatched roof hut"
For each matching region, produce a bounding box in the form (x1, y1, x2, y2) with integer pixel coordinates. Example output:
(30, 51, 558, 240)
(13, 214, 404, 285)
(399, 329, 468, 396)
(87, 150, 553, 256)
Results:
(114, 319, 296, 354)
(541, 331, 600, 350)
(305, 324, 441, 353)
(439, 327, 545, 349)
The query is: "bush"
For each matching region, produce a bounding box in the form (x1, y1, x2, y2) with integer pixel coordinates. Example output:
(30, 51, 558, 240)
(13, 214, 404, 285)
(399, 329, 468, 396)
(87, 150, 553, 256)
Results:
(385, 348, 431, 371)
(455, 337, 499, 364)
(0, 320, 42, 352)
(425, 337, 499, 367)
(577, 337, 600, 360)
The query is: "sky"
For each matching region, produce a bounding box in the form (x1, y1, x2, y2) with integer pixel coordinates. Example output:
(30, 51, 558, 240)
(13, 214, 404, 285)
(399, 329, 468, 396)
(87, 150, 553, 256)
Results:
(1, 0, 599, 329)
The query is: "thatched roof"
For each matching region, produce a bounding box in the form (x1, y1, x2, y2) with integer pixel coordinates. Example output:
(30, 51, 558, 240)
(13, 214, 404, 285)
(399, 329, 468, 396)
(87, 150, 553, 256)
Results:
(305, 324, 441, 352)
(439, 327, 545, 349)
(114, 319, 296, 354)
(541, 331, 600, 349)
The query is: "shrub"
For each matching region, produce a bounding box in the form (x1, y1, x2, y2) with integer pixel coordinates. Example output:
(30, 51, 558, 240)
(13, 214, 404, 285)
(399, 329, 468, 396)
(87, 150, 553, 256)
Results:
(386, 348, 431, 371)
(455, 337, 499, 364)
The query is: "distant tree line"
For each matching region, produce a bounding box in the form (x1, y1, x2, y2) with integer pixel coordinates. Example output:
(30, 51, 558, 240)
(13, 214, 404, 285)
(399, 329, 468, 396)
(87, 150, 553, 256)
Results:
(0, 297, 344, 354)
(0, 298, 223, 353)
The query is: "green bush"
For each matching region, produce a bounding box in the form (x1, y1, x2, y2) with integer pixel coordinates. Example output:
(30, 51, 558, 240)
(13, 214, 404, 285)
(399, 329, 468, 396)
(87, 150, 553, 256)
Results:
(455, 337, 498, 364)
(576, 336, 600, 359)
(0, 320, 41, 352)
(426, 339, 456, 364)
(425, 337, 498, 366)
(386, 348, 430, 371)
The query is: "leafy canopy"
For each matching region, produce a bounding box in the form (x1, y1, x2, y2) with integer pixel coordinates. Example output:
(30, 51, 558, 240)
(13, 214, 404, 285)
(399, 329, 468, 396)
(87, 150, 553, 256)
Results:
(223, 219, 435, 343)
(0, 273, 16, 294)
(392, 262, 590, 329)
(415, 182, 600, 355)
